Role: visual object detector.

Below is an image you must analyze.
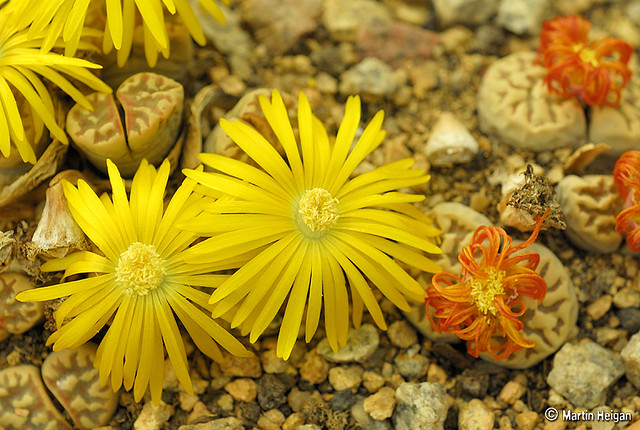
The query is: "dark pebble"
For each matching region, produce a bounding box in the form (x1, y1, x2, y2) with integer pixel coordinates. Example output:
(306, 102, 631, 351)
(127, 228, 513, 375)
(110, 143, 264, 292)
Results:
(617, 308, 640, 333)
(238, 401, 261, 426)
(331, 389, 357, 412)
(459, 368, 490, 397)
(257, 374, 289, 410)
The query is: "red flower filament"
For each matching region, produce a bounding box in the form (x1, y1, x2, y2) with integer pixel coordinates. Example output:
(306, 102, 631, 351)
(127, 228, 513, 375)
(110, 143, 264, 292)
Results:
(425, 210, 549, 360)
(614, 150, 640, 251)
(537, 15, 633, 107)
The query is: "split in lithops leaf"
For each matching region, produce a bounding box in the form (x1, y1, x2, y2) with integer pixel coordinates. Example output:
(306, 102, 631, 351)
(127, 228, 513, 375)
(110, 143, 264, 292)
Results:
(66, 72, 184, 177)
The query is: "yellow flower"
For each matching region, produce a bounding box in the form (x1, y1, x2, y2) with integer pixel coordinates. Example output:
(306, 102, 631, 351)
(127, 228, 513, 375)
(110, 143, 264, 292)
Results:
(18, 0, 229, 66)
(16, 159, 250, 404)
(183, 90, 442, 359)
(0, 2, 110, 164)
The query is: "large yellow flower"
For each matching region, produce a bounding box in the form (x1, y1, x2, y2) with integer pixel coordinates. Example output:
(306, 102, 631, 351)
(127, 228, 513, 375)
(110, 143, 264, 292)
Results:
(0, 1, 110, 163)
(183, 90, 442, 359)
(17, 159, 250, 403)
(17, 0, 228, 66)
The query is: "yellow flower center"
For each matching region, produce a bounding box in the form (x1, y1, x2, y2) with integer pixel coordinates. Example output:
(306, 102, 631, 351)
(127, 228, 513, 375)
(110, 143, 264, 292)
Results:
(470, 267, 506, 316)
(575, 44, 599, 66)
(116, 242, 166, 296)
(298, 188, 339, 232)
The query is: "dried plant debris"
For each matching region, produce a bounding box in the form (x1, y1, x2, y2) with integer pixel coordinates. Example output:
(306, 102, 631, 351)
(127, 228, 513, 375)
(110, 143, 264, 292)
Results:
(500, 165, 566, 232)
(563, 142, 612, 173)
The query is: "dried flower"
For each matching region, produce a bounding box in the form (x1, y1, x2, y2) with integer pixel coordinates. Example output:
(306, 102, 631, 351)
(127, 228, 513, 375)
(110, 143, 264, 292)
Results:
(18, 0, 228, 66)
(16, 159, 250, 403)
(425, 210, 549, 360)
(537, 15, 633, 107)
(613, 150, 640, 251)
(183, 90, 442, 360)
(0, 1, 110, 163)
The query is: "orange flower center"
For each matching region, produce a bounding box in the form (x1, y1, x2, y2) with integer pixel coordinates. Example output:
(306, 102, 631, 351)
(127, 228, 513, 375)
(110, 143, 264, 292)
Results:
(470, 267, 506, 316)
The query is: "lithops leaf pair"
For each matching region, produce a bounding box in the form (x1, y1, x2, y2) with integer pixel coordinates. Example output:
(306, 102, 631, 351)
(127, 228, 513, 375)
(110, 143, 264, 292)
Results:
(67, 72, 184, 177)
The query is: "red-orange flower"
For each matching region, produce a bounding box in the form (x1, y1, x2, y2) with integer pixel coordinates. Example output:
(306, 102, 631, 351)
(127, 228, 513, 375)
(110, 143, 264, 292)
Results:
(537, 15, 633, 107)
(614, 150, 640, 251)
(425, 210, 549, 360)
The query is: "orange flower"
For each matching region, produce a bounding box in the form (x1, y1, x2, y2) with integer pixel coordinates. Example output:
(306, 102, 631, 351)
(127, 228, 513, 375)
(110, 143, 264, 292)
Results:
(614, 150, 640, 251)
(537, 15, 633, 107)
(425, 210, 549, 360)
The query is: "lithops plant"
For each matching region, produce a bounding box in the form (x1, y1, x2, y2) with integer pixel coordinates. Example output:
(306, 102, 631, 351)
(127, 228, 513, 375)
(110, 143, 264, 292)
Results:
(0, 271, 44, 342)
(477, 51, 586, 151)
(66, 72, 184, 177)
(42, 343, 119, 429)
(480, 242, 578, 369)
(556, 175, 624, 253)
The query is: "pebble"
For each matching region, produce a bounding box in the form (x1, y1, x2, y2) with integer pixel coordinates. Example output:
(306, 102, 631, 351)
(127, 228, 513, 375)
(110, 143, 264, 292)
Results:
(515, 411, 539, 430)
(351, 397, 393, 430)
(257, 374, 289, 410)
(218, 351, 263, 378)
(134, 401, 174, 430)
(393, 382, 449, 430)
(328, 365, 363, 391)
(260, 348, 290, 374)
(621, 330, 640, 389)
(322, 0, 391, 42)
(363, 370, 386, 393)
(394, 351, 429, 379)
(216, 393, 234, 412)
(0, 365, 72, 429)
(498, 381, 527, 405)
(339, 57, 398, 101)
(317, 324, 380, 363)
(178, 417, 245, 430)
(257, 409, 286, 430)
(424, 112, 479, 167)
(477, 51, 586, 151)
(179, 392, 199, 412)
(617, 308, 640, 332)
(613, 288, 640, 309)
(224, 378, 258, 403)
(287, 387, 315, 412)
(241, 0, 321, 55)
(432, 0, 497, 26)
(459, 398, 495, 430)
(282, 413, 305, 430)
(496, 0, 548, 35)
(387, 320, 419, 348)
(187, 402, 212, 424)
(427, 364, 448, 385)
(41, 343, 118, 429)
(587, 295, 613, 321)
(331, 389, 358, 412)
(0, 272, 44, 338)
(364, 387, 396, 420)
(556, 175, 623, 253)
(547, 340, 624, 408)
(409, 61, 440, 98)
(299, 349, 329, 384)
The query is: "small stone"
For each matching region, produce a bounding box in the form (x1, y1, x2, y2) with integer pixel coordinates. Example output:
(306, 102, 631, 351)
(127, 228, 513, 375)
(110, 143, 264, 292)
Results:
(257, 409, 286, 430)
(364, 387, 396, 420)
(224, 378, 258, 403)
(433, 0, 497, 26)
(498, 381, 527, 405)
(459, 398, 495, 430)
(427, 364, 448, 385)
(409, 62, 440, 98)
(587, 295, 613, 321)
(339, 58, 398, 101)
(287, 387, 314, 413)
(363, 371, 386, 393)
(394, 352, 429, 379)
(0, 365, 72, 430)
(257, 374, 288, 410)
(425, 112, 479, 166)
(187, 402, 212, 424)
(496, 0, 548, 35)
(218, 351, 262, 378)
(547, 340, 624, 408)
(614, 288, 640, 309)
(515, 411, 539, 430)
(216, 394, 234, 412)
(179, 417, 244, 430)
(314, 72, 338, 95)
(351, 397, 393, 430)
(393, 382, 449, 430)
(260, 345, 290, 374)
(179, 392, 199, 412)
(387, 320, 418, 348)
(0, 272, 44, 337)
(322, 0, 391, 42)
(328, 365, 363, 391)
(41, 343, 119, 429)
(299, 349, 329, 384)
(331, 389, 358, 412)
(621, 330, 640, 389)
(317, 324, 380, 363)
(617, 308, 640, 332)
(134, 401, 174, 430)
(282, 412, 305, 430)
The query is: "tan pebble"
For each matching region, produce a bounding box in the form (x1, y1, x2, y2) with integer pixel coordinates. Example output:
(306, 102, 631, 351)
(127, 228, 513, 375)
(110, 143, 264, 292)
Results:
(224, 378, 258, 402)
(0, 272, 44, 335)
(218, 75, 246, 97)
(469, 190, 491, 213)
(363, 386, 396, 420)
(187, 402, 212, 424)
(387, 320, 418, 348)
(134, 401, 174, 430)
(282, 412, 305, 430)
(179, 392, 199, 412)
(42, 343, 118, 429)
(0, 365, 72, 429)
(218, 351, 262, 378)
(328, 365, 363, 391)
(287, 387, 313, 413)
(499, 415, 514, 430)
(383, 134, 412, 165)
(544, 417, 567, 430)
(512, 399, 527, 412)
(180, 417, 244, 430)
(362, 371, 385, 393)
(427, 363, 448, 385)
(614, 288, 640, 309)
(425, 112, 478, 166)
(217, 393, 234, 412)
(257, 409, 286, 430)
(261, 348, 289, 374)
(587, 295, 613, 321)
(498, 381, 527, 405)
(459, 398, 494, 430)
(299, 349, 329, 384)
(515, 411, 539, 430)
(409, 61, 439, 98)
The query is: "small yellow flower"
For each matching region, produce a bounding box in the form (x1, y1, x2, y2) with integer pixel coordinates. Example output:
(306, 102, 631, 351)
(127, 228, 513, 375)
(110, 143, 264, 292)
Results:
(17, 159, 250, 404)
(183, 90, 442, 359)
(18, 0, 229, 66)
(0, 1, 110, 163)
